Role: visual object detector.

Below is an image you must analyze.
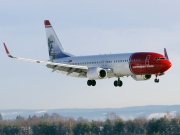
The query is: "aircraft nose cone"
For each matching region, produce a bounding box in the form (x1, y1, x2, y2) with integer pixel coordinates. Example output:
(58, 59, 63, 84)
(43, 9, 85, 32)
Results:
(165, 60, 172, 71)
(167, 60, 172, 68)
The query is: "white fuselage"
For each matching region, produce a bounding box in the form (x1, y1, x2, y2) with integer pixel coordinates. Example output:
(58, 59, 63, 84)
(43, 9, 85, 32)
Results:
(53, 53, 133, 78)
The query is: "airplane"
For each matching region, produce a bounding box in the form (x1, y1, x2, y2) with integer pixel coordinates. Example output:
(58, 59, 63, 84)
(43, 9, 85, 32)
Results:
(3, 20, 172, 87)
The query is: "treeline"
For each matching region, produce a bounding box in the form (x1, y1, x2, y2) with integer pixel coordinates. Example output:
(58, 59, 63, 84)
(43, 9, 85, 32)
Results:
(0, 112, 180, 135)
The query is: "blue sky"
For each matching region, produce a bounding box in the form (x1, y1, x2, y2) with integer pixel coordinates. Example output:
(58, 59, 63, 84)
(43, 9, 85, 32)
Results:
(0, 0, 180, 109)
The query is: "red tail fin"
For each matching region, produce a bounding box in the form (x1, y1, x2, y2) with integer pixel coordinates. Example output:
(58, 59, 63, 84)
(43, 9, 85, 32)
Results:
(44, 20, 51, 27)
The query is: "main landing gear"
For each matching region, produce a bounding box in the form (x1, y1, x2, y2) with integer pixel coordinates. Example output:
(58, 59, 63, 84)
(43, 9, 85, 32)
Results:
(114, 78, 123, 87)
(154, 75, 160, 83)
(87, 80, 96, 86)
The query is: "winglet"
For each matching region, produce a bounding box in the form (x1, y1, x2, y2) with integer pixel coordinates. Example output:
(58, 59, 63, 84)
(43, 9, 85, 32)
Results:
(44, 20, 51, 27)
(164, 48, 169, 60)
(3, 43, 13, 58)
(3, 43, 10, 54)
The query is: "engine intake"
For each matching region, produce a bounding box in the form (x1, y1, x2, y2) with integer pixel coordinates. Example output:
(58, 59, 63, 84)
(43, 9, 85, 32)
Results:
(87, 67, 107, 79)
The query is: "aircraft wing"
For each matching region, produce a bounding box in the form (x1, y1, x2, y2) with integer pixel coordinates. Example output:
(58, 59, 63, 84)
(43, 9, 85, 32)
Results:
(3, 43, 88, 76)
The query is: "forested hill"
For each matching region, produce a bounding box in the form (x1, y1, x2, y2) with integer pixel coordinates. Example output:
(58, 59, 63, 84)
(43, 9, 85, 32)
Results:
(1, 105, 180, 120)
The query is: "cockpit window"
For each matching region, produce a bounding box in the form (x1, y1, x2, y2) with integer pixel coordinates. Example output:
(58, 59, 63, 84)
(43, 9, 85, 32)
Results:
(155, 57, 166, 61)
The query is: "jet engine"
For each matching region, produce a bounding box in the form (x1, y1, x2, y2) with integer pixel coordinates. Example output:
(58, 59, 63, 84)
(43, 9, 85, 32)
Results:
(131, 75, 151, 81)
(87, 67, 107, 79)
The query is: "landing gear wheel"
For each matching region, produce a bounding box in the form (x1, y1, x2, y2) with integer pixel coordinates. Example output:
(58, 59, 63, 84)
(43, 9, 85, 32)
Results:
(87, 80, 96, 86)
(154, 79, 159, 83)
(92, 80, 96, 86)
(114, 80, 118, 87)
(87, 80, 92, 86)
(119, 81, 123, 87)
(114, 78, 123, 87)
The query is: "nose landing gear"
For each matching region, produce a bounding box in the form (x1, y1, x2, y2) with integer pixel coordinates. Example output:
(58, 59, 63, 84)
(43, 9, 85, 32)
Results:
(154, 75, 159, 83)
(114, 78, 123, 87)
(154, 78, 159, 83)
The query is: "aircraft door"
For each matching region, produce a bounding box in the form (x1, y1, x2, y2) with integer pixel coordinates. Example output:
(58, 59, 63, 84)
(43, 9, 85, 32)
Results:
(102, 60, 108, 67)
(145, 55, 151, 71)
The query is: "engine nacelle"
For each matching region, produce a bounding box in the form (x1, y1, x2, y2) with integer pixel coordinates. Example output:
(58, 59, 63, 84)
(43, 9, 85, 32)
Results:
(131, 75, 151, 81)
(87, 67, 107, 79)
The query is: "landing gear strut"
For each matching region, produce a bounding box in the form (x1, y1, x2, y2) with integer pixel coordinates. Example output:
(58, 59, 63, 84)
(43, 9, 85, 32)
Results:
(154, 75, 159, 83)
(87, 80, 96, 86)
(114, 78, 123, 87)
